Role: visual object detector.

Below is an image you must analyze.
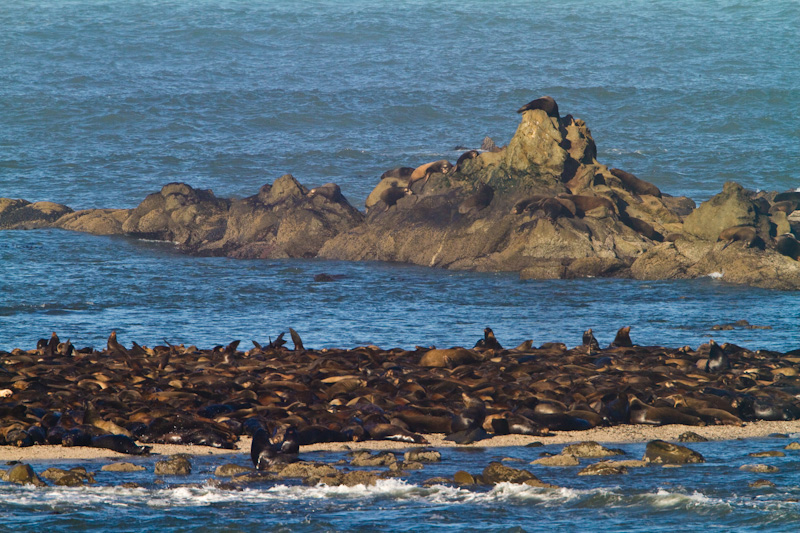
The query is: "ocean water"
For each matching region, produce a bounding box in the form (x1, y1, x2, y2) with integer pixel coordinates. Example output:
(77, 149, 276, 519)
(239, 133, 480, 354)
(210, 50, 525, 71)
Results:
(2, 0, 800, 529)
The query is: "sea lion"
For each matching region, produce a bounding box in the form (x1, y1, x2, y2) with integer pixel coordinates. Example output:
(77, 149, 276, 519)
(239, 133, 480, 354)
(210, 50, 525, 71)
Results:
(454, 150, 480, 173)
(582, 328, 600, 350)
(558, 194, 617, 217)
(408, 160, 454, 187)
(773, 191, 800, 204)
(705, 340, 730, 372)
(250, 425, 299, 469)
(458, 184, 494, 215)
(609, 168, 662, 197)
(624, 215, 664, 242)
(451, 394, 486, 433)
(308, 183, 346, 203)
(718, 226, 765, 250)
(528, 197, 573, 221)
(516, 96, 559, 118)
(474, 327, 502, 351)
(380, 167, 415, 180)
(775, 233, 800, 260)
(377, 184, 411, 209)
(512, 195, 549, 214)
(629, 398, 704, 426)
(769, 200, 798, 215)
(91, 434, 151, 455)
(609, 326, 633, 348)
(419, 348, 479, 368)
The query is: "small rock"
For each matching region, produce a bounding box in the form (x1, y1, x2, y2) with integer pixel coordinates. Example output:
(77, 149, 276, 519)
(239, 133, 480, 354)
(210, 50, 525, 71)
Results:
(102, 462, 147, 472)
(577, 462, 629, 476)
(481, 461, 555, 487)
(349, 451, 397, 467)
(784, 442, 800, 450)
(154, 455, 192, 476)
(531, 454, 580, 467)
(398, 461, 424, 470)
(501, 457, 525, 463)
(422, 477, 452, 486)
(278, 462, 337, 480)
(2, 464, 46, 487)
(562, 441, 624, 458)
(749, 479, 776, 488)
(318, 470, 379, 487)
(453, 471, 475, 485)
(678, 432, 709, 443)
(740, 464, 779, 473)
(120, 482, 142, 489)
(748, 451, 785, 458)
(643, 440, 705, 464)
(403, 450, 441, 463)
(525, 442, 544, 448)
(54, 473, 85, 487)
(214, 464, 253, 477)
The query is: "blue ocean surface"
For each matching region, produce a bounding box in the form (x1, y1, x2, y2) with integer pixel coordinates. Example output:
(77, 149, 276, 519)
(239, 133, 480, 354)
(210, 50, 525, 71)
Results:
(2, 0, 800, 530)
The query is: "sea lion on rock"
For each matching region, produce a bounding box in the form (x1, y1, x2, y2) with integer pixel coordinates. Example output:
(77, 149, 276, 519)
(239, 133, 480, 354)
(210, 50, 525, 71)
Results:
(557, 194, 617, 217)
(408, 160, 454, 188)
(380, 167, 415, 180)
(629, 398, 704, 426)
(776, 233, 800, 260)
(517, 96, 559, 118)
(251, 425, 299, 470)
(458, 184, 494, 215)
(308, 183, 346, 203)
(609, 168, 662, 197)
(718, 226, 765, 250)
(623, 215, 664, 242)
(454, 150, 480, 172)
(769, 200, 798, 215)
(512, 195, 549, 214)
(773, 191, 800, 204)
(378, 184, 411, 209)
(582, 329, 600, 351)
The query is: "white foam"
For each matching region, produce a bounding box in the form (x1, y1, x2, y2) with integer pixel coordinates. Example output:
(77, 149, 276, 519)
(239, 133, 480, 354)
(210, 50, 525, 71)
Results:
(706, 271, 724, 279)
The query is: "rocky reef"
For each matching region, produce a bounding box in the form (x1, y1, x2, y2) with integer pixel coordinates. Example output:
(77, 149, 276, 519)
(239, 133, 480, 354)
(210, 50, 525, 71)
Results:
(3, 99, 800, 289)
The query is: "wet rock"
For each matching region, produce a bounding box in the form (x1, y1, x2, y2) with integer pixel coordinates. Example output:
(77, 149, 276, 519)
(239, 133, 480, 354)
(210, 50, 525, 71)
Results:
(0, 198, 73, 230)
(643, 440, 705, 464)
(404, 449, 441, 463)
(749, 479, 776, 488)
(577, 461, 629, 476)
(40, 467, 94, 485)
(678, 431, 709, 443)
(349, 451, 397, 467)
(682, 182, 760, 241)
(120, 482, 143, 489)
(102, 462, 147, 472)
(481, 461, 554, 487)
(748, 451, 785, 458)
(784, 442, 800, 450)
(453, 471, 476, 485)
(423, 477, 453, 486)
(562, 441, 624, 458)
(214, 464, 254, 477)
(2, 464, 46, 486)
(277, 461, 338, 481)
(154, 455, 192, 476)
(740, 464, 779, 473)
(394, 461, 423, 471)
(531, 454, 580, 467)
(317, 470, 380, 487)
(55, 208, 128, 235)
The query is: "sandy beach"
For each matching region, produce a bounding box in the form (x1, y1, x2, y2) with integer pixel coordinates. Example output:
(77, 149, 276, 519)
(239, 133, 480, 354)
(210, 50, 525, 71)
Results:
(3, 420, 799, 463)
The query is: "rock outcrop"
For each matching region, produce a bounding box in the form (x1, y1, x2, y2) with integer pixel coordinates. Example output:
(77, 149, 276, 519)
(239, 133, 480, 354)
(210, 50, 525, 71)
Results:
(4, 99, 800, 290)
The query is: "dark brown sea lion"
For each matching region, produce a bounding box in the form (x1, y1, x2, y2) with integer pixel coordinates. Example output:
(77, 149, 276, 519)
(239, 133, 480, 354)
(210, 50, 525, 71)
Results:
(624, 216, 664, 242)
(773, 191, 800, 204)
(582, 329, 600, 350)
(718, 226, 765, 250)
(419, 348, 479, 368)
(454, 150, 480, 172)
(517, 96, 559, 118)
(609, 326, 633, 348)
(380, 167, 415, 180)
(769, 200, 798, 215)
(474, 327, 502, 351)
(629, 398, 704, 426)
(408, 160, 454, 187)
(705, 340, 730, 373)
(512, 195, 549, 214)
(308, 183, 346, 203)
(91, 434, 151, 455)
(775, 233, 800, 260)
(378, 184, 411, 209)
(558, 194, 617, 217)
(458, 184, 494, 215)
(609, 168, 662, 197)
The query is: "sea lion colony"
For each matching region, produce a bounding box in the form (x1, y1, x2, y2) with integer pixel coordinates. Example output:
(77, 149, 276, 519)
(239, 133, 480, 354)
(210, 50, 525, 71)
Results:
(2, 329, 800, 459)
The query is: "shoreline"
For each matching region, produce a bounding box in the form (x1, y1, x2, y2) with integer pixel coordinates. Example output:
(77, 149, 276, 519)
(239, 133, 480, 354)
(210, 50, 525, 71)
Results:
(3, 420, 799, 463)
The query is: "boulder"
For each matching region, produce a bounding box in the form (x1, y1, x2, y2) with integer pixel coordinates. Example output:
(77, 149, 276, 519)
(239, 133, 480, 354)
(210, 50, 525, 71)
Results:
(561, 441, 624, 458)
(154, 455, 192, 476)
(577, 461, 628, 476)
(643, 440, 704, 464)
(683, 182, 761, 241)
(0, 198, 73, 229)
(481, 461, 555, 487)
(531, 454, 580, 466)
(102, 462, 147, 472)
(2, 463, 46, 486)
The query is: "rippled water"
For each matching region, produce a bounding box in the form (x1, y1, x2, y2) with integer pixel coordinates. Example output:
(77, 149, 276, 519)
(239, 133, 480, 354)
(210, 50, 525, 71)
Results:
(5, 438, 800, 532)
(2, 0, 800, 530)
